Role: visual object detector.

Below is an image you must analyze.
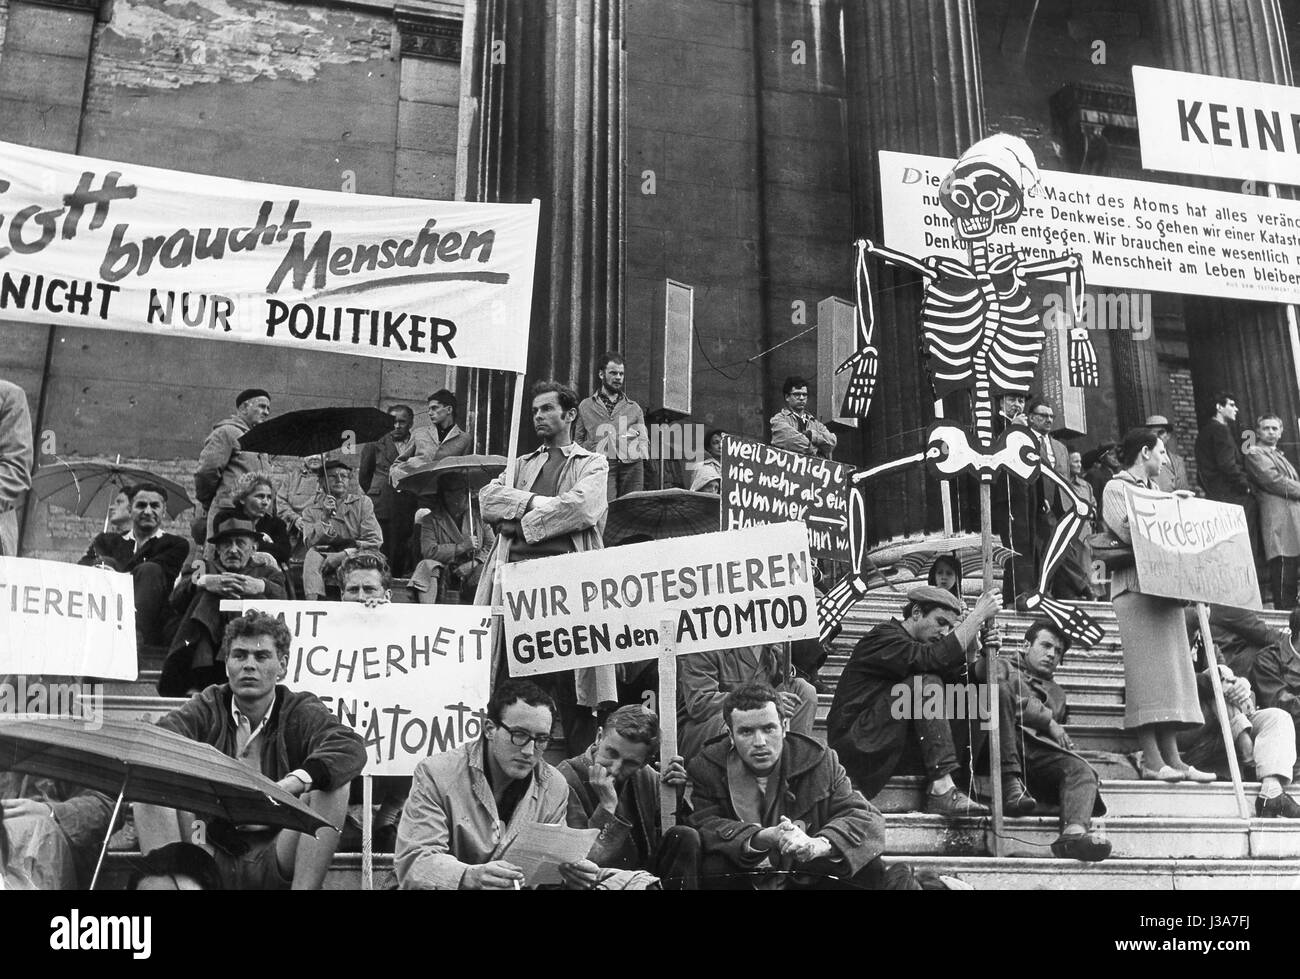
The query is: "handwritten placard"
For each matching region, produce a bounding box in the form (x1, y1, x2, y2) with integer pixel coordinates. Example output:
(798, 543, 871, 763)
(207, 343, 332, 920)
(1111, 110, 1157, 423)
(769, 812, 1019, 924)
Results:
(501, 523, 818, 679)
(0, 556, 137, 679)
(720, 435, 853, 561)
(223, 600, 491, 775)
(1124, 486, 1261, 610)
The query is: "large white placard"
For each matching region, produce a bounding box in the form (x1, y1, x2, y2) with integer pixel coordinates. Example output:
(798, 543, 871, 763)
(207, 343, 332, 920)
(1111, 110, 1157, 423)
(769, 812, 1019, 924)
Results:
(501, 522, 819, 678)
(0, 556, 138, 679)
(1133, 65, 1300, 187)
(224, 600, 491, 776)
(0, 139, 538, 372)
(879, 150, 1300, 305)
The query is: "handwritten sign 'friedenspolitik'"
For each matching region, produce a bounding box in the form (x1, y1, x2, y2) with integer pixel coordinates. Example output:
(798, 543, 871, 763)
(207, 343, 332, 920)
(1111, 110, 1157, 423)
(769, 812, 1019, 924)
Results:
(721, 435, 853, 561)
(0, 139, 538, 373)
(1124, 486, 1261, 610)
(0, 556, 137, 679)
(501, 523, 818, 679)
(223, 600, 491, 776)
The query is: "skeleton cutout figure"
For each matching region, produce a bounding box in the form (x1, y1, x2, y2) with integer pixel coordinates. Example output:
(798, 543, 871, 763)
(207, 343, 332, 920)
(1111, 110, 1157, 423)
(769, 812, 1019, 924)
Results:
(822, 134, 1104, 648)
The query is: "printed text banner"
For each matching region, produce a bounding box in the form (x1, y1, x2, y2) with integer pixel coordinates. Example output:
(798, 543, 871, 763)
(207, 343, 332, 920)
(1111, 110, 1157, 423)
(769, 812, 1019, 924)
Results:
(0, 139, 538, 372)
(0, 556, 137, 679)
(502, 522, 819, 679)
(879, 149, 1300, 305)
(1133, 66, 1300, 187)
(224, 600, 491, 776)
(1124, 487, 1261, 610)
(721, 435, 853, 561)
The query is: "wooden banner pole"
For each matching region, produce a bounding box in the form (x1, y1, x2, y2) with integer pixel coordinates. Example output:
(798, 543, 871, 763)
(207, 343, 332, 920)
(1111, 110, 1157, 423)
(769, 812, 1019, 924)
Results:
(658, 617, 679, 832)
(361, 774, 373, 891)
(1197, 603, 1252, 820)
(980, 479, 1004, 857)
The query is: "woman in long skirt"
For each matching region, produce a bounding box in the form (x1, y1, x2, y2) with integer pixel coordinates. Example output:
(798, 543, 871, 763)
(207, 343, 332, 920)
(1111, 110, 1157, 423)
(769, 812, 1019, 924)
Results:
(1102, 428, 1211, 782)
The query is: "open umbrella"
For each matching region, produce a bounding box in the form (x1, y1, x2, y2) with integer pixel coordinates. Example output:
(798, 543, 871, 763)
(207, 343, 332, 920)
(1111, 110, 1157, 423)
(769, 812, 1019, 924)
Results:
(603, 489, 720, 545)
(394, 454, 507, 498)
(239, 406, 396, 458)
(0, 716, 332, 888)
(874, 533, 1017, 580)
(31, 459, 193, 523)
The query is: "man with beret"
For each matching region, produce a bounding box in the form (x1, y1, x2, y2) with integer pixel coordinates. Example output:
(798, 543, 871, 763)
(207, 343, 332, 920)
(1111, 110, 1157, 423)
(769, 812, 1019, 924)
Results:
(1145, 414, 1191, 494)
(299, 458, 383, 599)
(195, 388, 273, 544)
(826, 584, 1018, 818)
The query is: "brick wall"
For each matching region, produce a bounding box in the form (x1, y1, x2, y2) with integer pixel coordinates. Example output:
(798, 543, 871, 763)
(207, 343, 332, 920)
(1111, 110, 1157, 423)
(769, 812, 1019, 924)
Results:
(1168, 365, 1199, 489)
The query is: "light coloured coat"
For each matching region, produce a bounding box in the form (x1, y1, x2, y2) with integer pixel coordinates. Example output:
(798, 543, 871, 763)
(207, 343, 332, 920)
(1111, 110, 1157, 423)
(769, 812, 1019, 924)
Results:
(476, 441, 615, 707)
(395, 737, 569, 890)
(1246, 445, 1300, 560)
(0, 379, 33, 556)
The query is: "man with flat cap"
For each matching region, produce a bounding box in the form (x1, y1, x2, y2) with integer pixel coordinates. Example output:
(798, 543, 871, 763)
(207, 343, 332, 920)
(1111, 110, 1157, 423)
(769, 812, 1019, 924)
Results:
(159, 516, 288, 695)
(826, 584, 1029, 819)
(195, 388, 273, 544)
(1145, 414, 1190, 494)
(299, 458, 383, 599)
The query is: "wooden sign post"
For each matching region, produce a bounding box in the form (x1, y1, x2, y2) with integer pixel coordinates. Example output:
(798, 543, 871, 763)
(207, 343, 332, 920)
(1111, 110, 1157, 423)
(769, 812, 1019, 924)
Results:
(658, 618, 679, 831)
(1196, 603, 1251, 820)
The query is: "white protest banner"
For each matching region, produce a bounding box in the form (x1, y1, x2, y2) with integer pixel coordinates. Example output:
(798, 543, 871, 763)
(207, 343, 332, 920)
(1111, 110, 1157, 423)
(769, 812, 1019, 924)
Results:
(501, 522, 818, 678)
(1123, 486, 1261, 610)
(223, 600, 491, 776)
(878, 150, 1300, 306)
(0, 139, 538, 372)
(1133, 66, 1300, 187)
(0, 556, 137, 679)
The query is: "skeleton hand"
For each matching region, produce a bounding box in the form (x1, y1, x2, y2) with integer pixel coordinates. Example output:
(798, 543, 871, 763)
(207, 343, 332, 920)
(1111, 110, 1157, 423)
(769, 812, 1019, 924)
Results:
(1068, 327, 1099, 387)
(837, 345, 879, 419)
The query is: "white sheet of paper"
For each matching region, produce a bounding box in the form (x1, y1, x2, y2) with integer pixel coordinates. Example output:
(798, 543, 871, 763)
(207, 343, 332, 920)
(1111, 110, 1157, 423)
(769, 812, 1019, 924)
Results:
(502, 823, 600, 888)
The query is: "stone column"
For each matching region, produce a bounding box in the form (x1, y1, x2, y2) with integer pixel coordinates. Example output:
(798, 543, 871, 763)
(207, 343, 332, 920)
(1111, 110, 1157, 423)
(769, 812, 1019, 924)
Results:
(844, 0, 985, 538)
(0, 0, 102, 551)
(460, 0, 624, 449)
(1150, 0, 1300, 437)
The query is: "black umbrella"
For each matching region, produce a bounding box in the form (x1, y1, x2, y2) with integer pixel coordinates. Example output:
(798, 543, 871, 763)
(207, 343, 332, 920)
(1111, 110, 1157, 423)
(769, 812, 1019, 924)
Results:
(239, 407, 396, 458)
(0, 717, 332, 889)
(603, 489, 720, 545)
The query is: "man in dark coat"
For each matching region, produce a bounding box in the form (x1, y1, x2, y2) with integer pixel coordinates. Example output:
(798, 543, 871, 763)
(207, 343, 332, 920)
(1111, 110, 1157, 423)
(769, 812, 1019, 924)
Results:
(826, 585, 1019, 818)
(687, 684, 894, 890)
(1195, 391, 1259, 563)
(993, 621, 1109, 860)
(78, 481, 189, 647)
(557, 705, 698, 888)
(159, 518, 286, 695)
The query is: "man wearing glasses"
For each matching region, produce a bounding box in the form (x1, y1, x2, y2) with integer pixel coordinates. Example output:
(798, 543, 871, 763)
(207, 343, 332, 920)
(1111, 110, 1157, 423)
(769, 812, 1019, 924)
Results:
(396, 678, 596, 889)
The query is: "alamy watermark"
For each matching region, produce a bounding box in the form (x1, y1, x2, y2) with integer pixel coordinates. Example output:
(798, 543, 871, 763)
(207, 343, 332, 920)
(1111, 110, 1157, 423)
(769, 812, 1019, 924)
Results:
(1044, 289, 1152, 341)
(890, 677, 994, 730)
(590, 419, 709, 461)
(0, 676, 103, 730)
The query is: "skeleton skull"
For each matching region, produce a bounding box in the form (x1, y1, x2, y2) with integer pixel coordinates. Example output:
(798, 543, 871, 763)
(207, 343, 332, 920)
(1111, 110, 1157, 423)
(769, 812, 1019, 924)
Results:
(939, 164, 1023, 240)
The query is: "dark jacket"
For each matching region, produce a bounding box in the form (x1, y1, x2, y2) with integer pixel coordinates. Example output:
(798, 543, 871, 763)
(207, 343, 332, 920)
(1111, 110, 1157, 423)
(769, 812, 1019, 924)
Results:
(159, 562, 287, 696)
(557, 748, 675, 871)
(1195, 418, 1251, 500)
(78, 531, 189, 584)
(686, 732, 884, 880)
(826, 618, 968, 798)
(1245, 640, 1300, 726)
(157, 683, 366, 790)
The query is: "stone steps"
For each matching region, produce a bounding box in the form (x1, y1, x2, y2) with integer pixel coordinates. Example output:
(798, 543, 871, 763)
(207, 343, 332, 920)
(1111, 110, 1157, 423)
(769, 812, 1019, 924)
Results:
(901, 856, 1300, 890)
(883, 814, 1300, 859)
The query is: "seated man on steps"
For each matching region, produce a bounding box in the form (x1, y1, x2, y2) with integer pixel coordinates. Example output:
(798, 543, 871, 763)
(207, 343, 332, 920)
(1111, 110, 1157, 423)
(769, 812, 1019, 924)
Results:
(136, 612, 365, 889)
(826, 585, 1016, 818)
(687, 683, 900, 890)
(987, 621, 1111, 861)
(1180, 615, 1300, 819)
(78, 481, 189, 649)
(395, 678, 598, 890)
(677, 642, 818, 762)
(557, 705, 698, 889)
